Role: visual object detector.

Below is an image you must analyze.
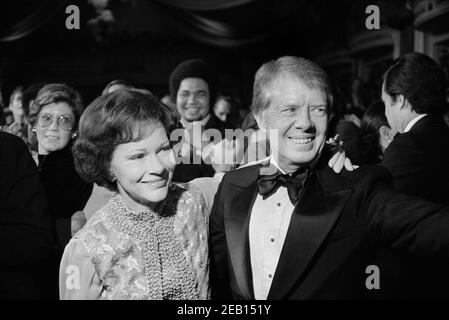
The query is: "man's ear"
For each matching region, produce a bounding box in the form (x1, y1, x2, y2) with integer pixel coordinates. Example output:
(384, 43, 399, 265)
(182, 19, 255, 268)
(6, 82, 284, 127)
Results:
(379, 125, 395, 143)
(396, 94, 406, 109)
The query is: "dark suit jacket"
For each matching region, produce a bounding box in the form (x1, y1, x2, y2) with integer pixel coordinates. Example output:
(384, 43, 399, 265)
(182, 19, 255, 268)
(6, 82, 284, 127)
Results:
(38, 146, 93, 248)
(375, 114, 449, 298)
(382, 114, 449, 203)
(209, 156, 449, 300)
(173, 113, 235, 183)
(0, 132, 55, 299)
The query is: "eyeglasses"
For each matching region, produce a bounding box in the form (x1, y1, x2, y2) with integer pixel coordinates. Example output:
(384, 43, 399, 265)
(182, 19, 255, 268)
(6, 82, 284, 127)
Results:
(37, 113, 75, 131)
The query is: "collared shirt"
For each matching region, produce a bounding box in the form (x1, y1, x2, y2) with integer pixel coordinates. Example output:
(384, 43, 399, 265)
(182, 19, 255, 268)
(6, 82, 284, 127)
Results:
(249, 158, 295, 300)
(404, 114, 427, 133)
(180, 113, 211, 129)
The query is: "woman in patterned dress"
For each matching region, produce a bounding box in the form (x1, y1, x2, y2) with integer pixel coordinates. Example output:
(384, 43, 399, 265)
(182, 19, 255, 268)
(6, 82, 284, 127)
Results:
(59, 89, 209, 300)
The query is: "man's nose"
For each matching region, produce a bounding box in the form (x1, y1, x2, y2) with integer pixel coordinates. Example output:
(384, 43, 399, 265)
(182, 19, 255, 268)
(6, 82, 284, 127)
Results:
(294, 108, 313, 130)
(187, 93, 196, 104)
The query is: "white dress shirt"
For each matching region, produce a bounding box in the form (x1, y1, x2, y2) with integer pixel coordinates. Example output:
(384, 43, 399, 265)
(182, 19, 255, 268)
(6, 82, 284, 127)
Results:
(249, 156, 295, 300)
(404, 114, 427, 133)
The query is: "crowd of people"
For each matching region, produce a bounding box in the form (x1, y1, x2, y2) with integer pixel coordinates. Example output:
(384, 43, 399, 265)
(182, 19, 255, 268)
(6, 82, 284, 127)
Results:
(1, 52, 449, 300)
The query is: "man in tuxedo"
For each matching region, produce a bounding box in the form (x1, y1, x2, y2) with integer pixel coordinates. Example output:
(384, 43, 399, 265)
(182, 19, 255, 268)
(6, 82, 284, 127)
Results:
(373, 52, 449, 298)
(0, 132, 55, 299)
(169, 59, 235, 182)
(209, 56, 449, 300)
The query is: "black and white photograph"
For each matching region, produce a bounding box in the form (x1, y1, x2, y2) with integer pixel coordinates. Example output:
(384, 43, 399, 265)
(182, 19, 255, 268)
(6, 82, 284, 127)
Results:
(1, 0, 449, 308)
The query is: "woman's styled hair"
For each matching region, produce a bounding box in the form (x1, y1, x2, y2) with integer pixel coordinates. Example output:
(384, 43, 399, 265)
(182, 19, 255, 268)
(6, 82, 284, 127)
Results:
(73, 89, 179, 191)
(383, 52, 448, 115)
(29, 83, 84, 130)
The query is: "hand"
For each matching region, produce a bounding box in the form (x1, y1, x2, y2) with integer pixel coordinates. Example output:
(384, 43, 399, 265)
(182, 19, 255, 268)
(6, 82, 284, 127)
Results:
(328, 151, 359, 173)
(71, 210, 87, 236)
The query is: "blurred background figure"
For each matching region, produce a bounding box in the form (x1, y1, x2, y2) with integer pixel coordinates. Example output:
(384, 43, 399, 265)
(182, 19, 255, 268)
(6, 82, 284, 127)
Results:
(336, 100, 395, 166)
(0, 86, 27, 139)
(161, 93, 177, 113)
(214, 94, 242, 128)
(102, 79, 133, 95)
(29, 83, 93, 249)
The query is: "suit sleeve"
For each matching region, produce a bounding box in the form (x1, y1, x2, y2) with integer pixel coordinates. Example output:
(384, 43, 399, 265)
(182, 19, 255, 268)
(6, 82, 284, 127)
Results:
(361, 167, 449, 257)
(209, 175, 233, 299)
(0, 134, 55, 268)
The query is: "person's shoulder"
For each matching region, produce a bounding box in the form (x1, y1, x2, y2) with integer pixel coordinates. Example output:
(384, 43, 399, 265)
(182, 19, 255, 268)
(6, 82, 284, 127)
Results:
(222, 156, 269, 183)
(0, 131, 26, 150)
(170, 183, 208, 226)
(170, 183, 206, 209)
(341, 164, 393, 188)
(74, 206, 109, 239)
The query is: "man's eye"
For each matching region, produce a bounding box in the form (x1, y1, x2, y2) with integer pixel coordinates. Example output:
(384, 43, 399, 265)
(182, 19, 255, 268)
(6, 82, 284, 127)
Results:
(310, 107, 327, 117)
(158, 146, 172, 154)
(281, 107, 296, 114)
(130, 154, 144, 160)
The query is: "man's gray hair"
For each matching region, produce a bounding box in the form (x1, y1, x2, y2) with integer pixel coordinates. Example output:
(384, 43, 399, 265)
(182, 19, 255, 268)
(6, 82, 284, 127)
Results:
(251, 56, 333, 115)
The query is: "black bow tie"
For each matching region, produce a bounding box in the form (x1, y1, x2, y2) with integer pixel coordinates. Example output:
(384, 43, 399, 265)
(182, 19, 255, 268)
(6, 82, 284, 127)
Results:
(257, 168, 310, 204)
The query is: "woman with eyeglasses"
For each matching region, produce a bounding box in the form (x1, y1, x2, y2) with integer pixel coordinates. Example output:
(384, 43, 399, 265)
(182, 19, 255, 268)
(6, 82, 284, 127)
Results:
(29, 84, 93, 297)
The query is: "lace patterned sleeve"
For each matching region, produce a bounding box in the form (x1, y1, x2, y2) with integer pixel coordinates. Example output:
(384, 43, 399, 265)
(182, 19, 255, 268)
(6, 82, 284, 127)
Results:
(174, 184, 210, 299)
(59, 238, 103, 300)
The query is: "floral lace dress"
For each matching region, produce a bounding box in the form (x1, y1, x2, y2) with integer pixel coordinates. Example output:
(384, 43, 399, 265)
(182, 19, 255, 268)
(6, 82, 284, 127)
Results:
(59, 183, 209, 300)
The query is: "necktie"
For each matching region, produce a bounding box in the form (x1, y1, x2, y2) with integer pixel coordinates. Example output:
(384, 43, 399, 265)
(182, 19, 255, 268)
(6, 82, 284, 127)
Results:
(257, 168, 310, 204)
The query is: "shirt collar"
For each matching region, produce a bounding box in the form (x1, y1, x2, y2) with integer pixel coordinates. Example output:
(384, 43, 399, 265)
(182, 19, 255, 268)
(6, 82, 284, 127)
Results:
(180, 113, 211, 129)
(270, 154, 287, 174)
(404, 114, 427, 133)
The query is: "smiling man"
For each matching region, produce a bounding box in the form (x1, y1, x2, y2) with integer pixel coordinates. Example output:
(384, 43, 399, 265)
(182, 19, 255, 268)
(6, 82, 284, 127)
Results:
(169, 59, 234, 182)
(209, 56, 449, 300)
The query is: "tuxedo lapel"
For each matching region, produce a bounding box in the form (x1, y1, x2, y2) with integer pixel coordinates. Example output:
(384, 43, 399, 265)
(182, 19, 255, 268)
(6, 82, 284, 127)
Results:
(267, 168, 352, 299)
(225, 165, 260, 299)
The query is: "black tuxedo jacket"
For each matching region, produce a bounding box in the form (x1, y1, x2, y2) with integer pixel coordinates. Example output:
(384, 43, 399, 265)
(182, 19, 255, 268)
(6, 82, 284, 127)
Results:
(209, 156, 449, 300)
(375, 114, 449, 298)
(0, 132, 55, 299)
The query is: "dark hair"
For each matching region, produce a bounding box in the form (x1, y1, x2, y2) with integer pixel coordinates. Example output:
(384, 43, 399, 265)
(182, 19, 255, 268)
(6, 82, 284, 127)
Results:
(29, 83, 84, 131)
(102, 79, 133, 95)
(252, 56, 333, 115)
(22, 83, 46, 118)
(358, 100, 390, 164)
(169, 59, 218, 105)
(73, 89, 179, 191)
(383, 52, 448, 115)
